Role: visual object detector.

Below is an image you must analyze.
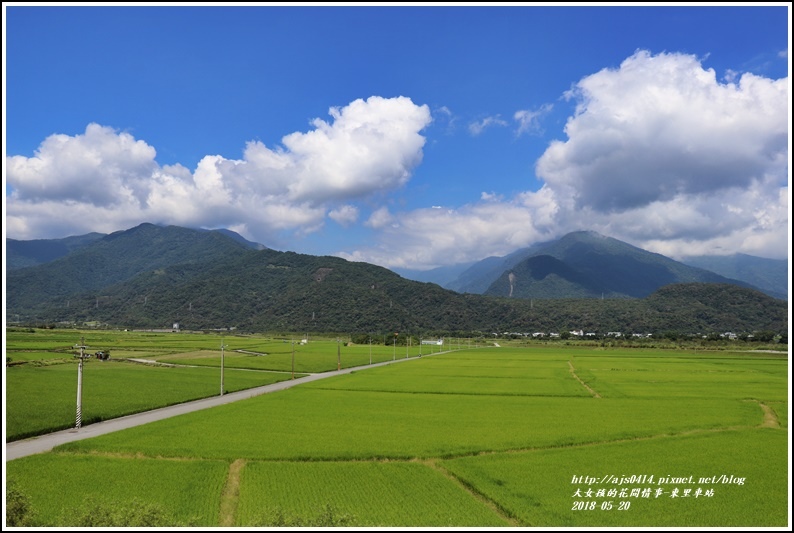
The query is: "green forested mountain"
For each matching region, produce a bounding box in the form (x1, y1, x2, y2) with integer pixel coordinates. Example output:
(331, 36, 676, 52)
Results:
(5, 224, 787, 336)
(6, 224, 252, 311)
(6, 232, 105, 269)
(483, 231, 761, 299)
(680, 253, 788, 299)
(486, 254, 606, 299)
(443, 243, 548, 294)
(643, 283, 788, 334)
(392, 261, 476, 287)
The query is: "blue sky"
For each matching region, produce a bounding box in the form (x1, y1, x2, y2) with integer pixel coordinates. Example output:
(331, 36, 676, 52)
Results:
(3, 4, 791, 270)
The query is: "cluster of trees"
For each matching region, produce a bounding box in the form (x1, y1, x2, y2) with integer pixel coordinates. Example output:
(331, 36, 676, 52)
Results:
(347, 333, 448, 346)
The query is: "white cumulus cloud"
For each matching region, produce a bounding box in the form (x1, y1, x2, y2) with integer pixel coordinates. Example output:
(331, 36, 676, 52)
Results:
(329, 205, 359, 227)
(365, 206, 394, 229)
(340, 202, 555, 269)
(341, 50, 789, 269)
(536, 50, 788, 214)
(6, 96, 432, 246)
(6, 123, 158, 207)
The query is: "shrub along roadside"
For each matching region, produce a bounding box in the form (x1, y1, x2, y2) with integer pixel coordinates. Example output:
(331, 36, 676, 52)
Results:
(6, 480, 37, 527)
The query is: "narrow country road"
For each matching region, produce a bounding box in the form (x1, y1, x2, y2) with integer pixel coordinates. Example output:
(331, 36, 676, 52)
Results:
(5, 352, 447, 462)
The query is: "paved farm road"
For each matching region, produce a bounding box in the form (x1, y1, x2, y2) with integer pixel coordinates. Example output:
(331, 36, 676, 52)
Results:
(6, 354, 440, 462)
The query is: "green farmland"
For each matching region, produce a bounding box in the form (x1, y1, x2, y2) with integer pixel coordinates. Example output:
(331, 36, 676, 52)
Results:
(5, 361, 303, 442)
(5, 332, 789, 527)
(5, 329, 315, 441)
(152, 335, 457, 373)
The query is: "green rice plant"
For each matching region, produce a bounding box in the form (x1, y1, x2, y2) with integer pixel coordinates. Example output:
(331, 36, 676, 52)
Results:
(249, 503, 357, 527)
(156, 340, 427, 372)
(236, 460, 508, 527)
(4, 329, 463, 369)
(55, 388, 761, 461)
(4, 328, 292, 355)
(4, 339, 79, 351)
(5, 350, 78, 363)
(5, 454, 227, 526)
(572, 355, 788, 401)
(98, 350, 173, 358)
(765, 401, 787, 429)
(7, 345, 787, 527)
(440, 428, 788, 527)
(6, 361, 301, 441)
(303, 356, 590, 397)
(4, 329, 136, 351)
(308, 373, 589, 397)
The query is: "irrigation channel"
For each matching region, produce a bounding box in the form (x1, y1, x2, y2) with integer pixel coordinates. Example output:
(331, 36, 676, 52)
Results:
(5, 350, 453, 462)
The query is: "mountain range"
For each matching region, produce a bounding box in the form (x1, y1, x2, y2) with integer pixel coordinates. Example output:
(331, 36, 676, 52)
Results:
(5, 224, 788, 335)
(679, 253, 789, 300)
(396, 231, 788, 300)
(7, 232, 106, 269)
(6, 225, 266, 270)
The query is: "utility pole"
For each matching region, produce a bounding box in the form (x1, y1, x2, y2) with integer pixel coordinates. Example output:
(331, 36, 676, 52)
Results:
(291, 339, 295, 379)
(369, 335, 372, 365)
(337, 338, 341, 371)
(220, 337, 228, 396)
(73, 337, 90, 429)
(393, 333, 397, 360)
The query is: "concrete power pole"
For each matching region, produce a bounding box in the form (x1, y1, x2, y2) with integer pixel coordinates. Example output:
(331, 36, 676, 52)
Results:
(220, 337, 228, 396)
(73, 337, 90, 429)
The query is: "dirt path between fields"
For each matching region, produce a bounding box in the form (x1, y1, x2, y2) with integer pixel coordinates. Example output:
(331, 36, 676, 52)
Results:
(422, 458, 520, 527)
(757, 401, 781, 429)
(568, 360, 601, 398)
(5, 352, 450, 462)
(220, 458, 246, 526)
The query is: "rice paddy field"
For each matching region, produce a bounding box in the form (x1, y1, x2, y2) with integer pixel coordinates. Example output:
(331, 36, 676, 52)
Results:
(5, 361, 303, 442)
(153, 337, 458, 373)
(4, 330, 790, 527)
